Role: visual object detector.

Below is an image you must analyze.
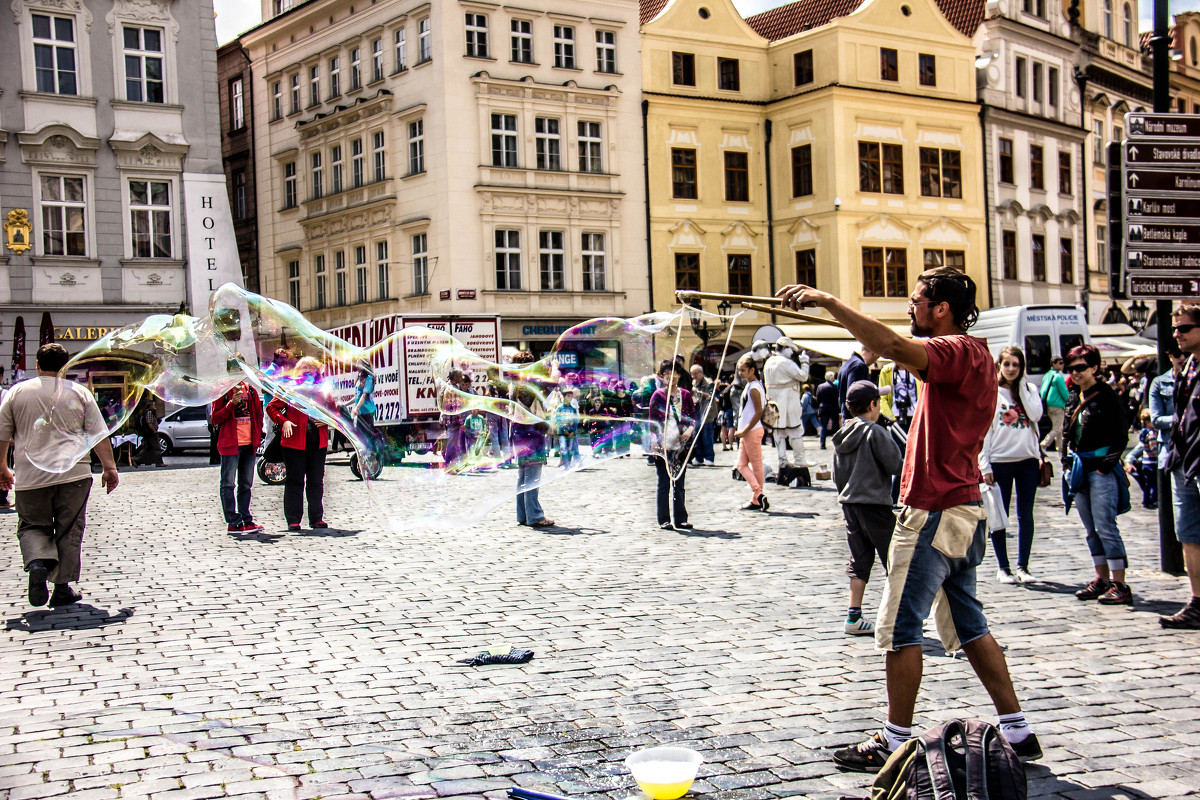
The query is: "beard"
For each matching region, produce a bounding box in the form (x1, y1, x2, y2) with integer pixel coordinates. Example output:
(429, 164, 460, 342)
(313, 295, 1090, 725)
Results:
(910, 317, 934, 338)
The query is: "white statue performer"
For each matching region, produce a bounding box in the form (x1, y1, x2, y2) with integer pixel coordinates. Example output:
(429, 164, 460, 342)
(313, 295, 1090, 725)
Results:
(764, 335, 811, 471)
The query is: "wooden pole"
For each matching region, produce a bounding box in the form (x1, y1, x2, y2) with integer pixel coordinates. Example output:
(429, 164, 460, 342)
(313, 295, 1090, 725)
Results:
(739, 302, 845, 329)
(675, 290, 783, 306)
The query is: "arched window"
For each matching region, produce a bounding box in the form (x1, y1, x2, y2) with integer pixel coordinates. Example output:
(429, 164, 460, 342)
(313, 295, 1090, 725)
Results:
(1123, 3, 1133, 48)
(1191, 37, 1197, 65)
(1104, 0, 1113, 39)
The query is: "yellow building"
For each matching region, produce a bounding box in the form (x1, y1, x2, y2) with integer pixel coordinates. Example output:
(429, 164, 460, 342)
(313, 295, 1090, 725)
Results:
(642, 0, 987, 365)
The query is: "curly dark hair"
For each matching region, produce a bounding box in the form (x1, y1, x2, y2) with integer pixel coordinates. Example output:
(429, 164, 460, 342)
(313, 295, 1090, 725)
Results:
(917, 267, 980, 330)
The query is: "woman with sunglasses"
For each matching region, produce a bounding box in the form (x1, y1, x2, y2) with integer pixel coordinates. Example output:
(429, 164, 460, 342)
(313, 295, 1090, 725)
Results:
(1063, 344, 1133, 605)
(978, 346, 1043, 584)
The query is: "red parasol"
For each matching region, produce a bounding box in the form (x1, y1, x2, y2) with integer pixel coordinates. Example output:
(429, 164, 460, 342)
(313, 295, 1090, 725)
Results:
(38, 311, 54, 347)
(11, 316, 25, 374)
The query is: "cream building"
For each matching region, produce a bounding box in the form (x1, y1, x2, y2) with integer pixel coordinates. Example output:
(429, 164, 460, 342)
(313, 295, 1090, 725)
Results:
(241, 0, 648, 363)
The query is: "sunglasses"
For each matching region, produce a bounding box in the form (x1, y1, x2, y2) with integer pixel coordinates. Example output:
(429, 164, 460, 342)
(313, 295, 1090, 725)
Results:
(1066, 363, 1092, 373)
(1174, 323, 1199, 335)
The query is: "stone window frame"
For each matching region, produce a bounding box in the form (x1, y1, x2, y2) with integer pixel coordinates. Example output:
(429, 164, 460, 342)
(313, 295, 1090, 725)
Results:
(14, 0, 95, 97)
(105, 0, 181, 106)
(119, 172, 181, 261)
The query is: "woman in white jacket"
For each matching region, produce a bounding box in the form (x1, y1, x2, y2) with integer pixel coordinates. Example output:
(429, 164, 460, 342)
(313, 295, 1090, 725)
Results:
(979, 346, 1044, 584)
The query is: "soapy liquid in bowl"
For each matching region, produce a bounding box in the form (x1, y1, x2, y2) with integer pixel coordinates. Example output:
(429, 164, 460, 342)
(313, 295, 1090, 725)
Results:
(632, 760, 697, 800)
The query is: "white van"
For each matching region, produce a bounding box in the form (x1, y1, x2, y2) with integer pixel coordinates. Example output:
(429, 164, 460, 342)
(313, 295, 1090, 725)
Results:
(971, 305, 1091, 384)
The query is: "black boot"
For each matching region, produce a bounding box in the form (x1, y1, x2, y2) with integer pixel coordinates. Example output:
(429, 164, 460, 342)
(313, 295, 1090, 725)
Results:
(26, 560, 49, 606)
(49, 584, 83, 606)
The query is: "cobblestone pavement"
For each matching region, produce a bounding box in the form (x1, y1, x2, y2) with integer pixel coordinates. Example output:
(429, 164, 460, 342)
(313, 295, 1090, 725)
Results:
(2, 446, 1198, 800)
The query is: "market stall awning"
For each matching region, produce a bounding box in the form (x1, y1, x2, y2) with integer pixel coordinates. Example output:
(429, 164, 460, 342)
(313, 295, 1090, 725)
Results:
(778, 323, 913, 362)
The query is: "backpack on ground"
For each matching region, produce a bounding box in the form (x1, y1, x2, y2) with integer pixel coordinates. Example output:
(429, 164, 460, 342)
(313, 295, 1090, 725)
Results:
(871, 719, 1026, 800)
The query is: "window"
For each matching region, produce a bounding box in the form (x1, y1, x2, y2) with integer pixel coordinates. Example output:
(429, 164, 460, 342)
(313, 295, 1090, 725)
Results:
(335, 250, 347, 305)
(349, 48, 361, 90)
(351, 139, 364, 188)
(998, 137, 1014, 183)
(1002, 230, 1017, 280)
(672, 148, 697, 199)
(861, 247, 884, 297)
(582, 233, 606, 291)
(395, 28, 407, 71)
(418, 18, 431, 63)
(724, 151, 749, 202)
(795, 249, 816, 287)
(355, 245, 368, 304)
(1093, 120, 1105, 162)
(329, 56, 341, 97)
(1015, 56, 1026, 99)
(578, 121, 602, 173)
(288, 260, 301, 309)
(408, 119, 424, 174)
(858, 142, 903, 194)
(1032, 62, 1043, 102)
(230, 78, 245, 129)
(272, 80, 282, 120)
(39, 174, 86, 256)
(511, 19, 532, 63)
(1180, 98, 1187, 113)
(123, 25, 164, 103)
(791, 144, 812, 197)
(596, 30, 616, 73)
(233, 170, 246, 219)
(1096, 222, 1106, 274)
(32, 14, 77, 95)
(1122, 3, 1132, 47)
(727, 254, 751, 296)
(311, 151, 323, 198)
(1060, 239, 1074, 283)
(1048, 66, 1059, 109)
(1104, 0, 1113, 39)
(674, 252, 700, 290)
(372, 38, 384, 82)
(465, 13, 488, 58)
(1032, 234, 1046, 282)
(923, 250, 965, 270)
(290, 74, 301, 113)
(535, 117, 561, 170)
(309, 65, 320, 106)
(495, 229, 521, 289)
(491, 114, 517, 167)
(1113, 125, 1123, 143)
(1059, 150, 1072, 194)
(919, 54, 936, 87)
(539, 231, 565, 290)
(861, 247, 907, 298)
(376, 241, 389, 299)
(1022, 0, 1047, 16)
(794, 50, 813, 86)
(330, 145, 343, 194)
(718, 58, 740, 91)
(284, 161, 297, 208)
(315, 254, 326, 308)
(373, 131, 386, 181)
(672, 52, 695, 86)
(554, 25, 575, 69)
(880, 48, 898, 81)
(1030, 144, 1044, 190)
(918, 148, 960, 198)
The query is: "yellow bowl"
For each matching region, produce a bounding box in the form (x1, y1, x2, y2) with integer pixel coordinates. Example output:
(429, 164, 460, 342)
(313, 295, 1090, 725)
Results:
(625, 746, 703, 800)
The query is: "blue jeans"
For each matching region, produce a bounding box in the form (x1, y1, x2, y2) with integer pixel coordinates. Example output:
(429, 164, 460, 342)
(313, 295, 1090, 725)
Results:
(516, 460, 545, 524)
(1075, 469, 1127, 572)
(694, 422, 715, 463)
(989, 458, 1040, 571)
(559, 434, 579, 467)
(655, 456, 687, 525)
(1172, 469, 1200, 545)
(220, 445, 256, 525)
(818, 413, 836, 448)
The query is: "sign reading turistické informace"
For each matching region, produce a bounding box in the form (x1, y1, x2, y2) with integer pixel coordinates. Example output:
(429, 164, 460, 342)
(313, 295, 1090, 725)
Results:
(1121, 112, 1200, 299)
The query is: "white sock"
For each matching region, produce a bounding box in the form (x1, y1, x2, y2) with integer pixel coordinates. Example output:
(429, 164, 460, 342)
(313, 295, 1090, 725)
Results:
(882, 721, 912, 751)
(998, 712, 1030, 744)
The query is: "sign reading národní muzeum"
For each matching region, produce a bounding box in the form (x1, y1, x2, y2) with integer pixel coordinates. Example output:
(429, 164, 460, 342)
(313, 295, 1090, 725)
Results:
(1122, 113, 1200, 299)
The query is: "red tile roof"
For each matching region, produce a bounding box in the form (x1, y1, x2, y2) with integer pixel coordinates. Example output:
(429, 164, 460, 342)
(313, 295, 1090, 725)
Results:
(640, 0, 670, 25)
(744, 0, 984, 41)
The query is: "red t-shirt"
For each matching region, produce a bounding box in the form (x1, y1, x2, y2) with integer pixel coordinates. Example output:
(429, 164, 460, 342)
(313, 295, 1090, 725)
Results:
(899, 335, 998, 512)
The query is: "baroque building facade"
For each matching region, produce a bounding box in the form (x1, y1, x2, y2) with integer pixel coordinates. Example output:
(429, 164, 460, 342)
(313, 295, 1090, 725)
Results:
(0, 0, 236, 366)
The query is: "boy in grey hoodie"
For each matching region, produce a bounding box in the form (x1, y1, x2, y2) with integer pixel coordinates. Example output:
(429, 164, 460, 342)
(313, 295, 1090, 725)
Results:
(833, 380, 905, 636)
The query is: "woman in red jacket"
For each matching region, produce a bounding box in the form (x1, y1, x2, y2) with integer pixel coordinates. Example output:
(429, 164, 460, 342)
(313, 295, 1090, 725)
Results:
(211, 381, 264, 532)
(266, 357, 330, 531)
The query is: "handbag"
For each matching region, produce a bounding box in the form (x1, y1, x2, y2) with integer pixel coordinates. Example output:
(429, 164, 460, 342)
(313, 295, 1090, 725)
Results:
(981, 482, 1008, 533)
(1039, 457, 1054, 488)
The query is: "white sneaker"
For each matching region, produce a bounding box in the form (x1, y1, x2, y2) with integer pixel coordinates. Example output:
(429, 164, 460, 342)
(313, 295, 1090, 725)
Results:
(997, 568, 1018, 584)
(844, 616, 874, 635)
(1013, 566, 1035, 584)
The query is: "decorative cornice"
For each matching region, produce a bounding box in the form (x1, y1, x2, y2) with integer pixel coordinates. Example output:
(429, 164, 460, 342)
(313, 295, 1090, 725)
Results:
(11, 0, 92, 31)
(106, 0, 178, 42)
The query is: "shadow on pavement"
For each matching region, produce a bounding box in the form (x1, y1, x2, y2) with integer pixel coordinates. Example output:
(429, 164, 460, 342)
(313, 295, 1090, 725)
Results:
(6, 604, 134, 632)
(299, 528, 363, 538)
(676, 528, 742, 540)
(767, 510, 820, 520)
(1021, 580, 1081, 595)
(1025, 764, 1154, 799)
(1130, 597, 1184, 616)
(536, 525, 609, 536)
(228, 530, 286, 544)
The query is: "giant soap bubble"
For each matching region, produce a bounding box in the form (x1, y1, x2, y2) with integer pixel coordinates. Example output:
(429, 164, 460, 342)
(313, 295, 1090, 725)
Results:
(38, 285, 739, 528)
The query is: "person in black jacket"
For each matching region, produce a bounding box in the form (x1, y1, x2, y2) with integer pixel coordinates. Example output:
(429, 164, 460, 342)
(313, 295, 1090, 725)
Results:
(815, 378, 840, 450)
(1063, 344, 1133, 606)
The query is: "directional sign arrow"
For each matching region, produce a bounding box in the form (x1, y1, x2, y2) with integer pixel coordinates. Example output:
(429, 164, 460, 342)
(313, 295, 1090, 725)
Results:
(1125, 141, 1200, 165)
(1125, 169, 1200, 193)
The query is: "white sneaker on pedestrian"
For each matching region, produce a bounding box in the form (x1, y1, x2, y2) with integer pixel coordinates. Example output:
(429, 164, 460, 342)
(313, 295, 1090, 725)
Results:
(1013, 566, 1035, 584)
(844, 616, 874, 635)
(996, 568, 1018, 585)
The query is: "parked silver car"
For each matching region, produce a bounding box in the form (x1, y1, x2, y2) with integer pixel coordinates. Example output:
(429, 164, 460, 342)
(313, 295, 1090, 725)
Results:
(158, 405, 210, 454)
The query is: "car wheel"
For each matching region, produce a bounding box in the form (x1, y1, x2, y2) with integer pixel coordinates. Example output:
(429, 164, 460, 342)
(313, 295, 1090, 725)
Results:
(158, 433, 172, 455)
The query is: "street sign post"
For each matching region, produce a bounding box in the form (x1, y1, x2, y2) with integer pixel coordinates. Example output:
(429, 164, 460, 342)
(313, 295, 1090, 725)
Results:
(1122, 111, 1200, 300)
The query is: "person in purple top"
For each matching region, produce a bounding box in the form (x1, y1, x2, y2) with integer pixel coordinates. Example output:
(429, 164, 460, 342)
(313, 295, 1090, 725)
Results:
(649, 360, 695, 530)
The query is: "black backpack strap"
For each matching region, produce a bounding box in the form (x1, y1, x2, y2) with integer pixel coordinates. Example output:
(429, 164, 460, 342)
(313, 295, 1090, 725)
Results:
(963, 720, 1027, 800)
(963, 722, 990, 800)
(921, 721, 959, 799)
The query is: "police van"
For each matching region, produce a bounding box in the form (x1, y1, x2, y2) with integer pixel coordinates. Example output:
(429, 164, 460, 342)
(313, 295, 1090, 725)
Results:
(971, 305, 1090, 385)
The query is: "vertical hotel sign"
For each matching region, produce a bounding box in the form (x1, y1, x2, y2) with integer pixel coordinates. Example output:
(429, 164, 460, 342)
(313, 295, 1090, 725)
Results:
(182, 173, 244, 312)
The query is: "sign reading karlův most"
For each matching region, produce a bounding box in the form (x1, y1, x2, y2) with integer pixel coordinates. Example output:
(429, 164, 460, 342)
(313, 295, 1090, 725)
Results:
(1123, 112, 1200, 299)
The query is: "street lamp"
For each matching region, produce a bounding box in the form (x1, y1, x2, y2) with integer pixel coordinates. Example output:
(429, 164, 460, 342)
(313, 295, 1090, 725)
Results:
(686, 298, 733, 348)
(1129, 299, 1150, 332)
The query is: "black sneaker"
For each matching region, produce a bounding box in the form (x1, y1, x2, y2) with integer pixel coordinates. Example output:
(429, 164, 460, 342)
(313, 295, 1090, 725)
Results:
(1010, 733, 1043, 762)
(1160, 602, 1200, 629)
(1098, 582, 1133, 605)
(27, 560, 49, 607)
(832, 731, 894, 773)
(48, 586, 83, 607)
(1074, 577, 1111, 600)
(287, 523, 301, 532)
